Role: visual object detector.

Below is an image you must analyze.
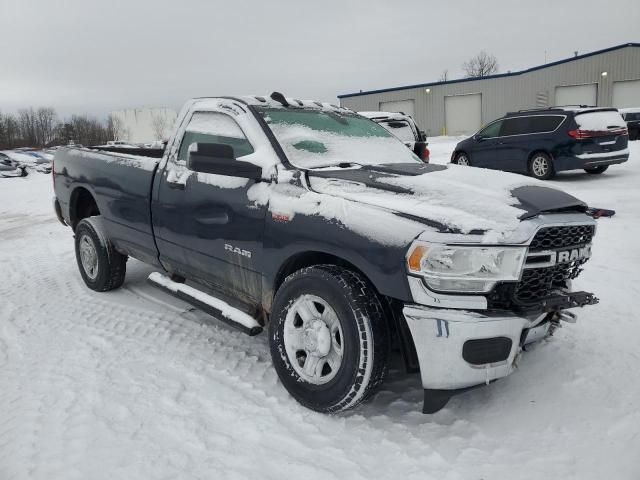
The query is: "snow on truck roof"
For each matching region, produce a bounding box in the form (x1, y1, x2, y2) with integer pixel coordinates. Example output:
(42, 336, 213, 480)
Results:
(190, 93, 353, 112)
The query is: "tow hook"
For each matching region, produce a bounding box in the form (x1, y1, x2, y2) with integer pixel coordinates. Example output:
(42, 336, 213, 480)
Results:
(548, 310, 578, 336)
(558, 311, 577, 323)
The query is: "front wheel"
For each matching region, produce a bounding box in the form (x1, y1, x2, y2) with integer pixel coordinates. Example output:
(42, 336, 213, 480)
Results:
(528, 153, 555, 180)
(454, 152, 471, 166)
(269, 265, 389, 413)
(584, 165, 609, 174)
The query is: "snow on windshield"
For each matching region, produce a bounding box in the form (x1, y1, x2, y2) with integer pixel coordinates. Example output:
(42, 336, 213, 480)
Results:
(258, 108, 420, 169)
(575, 111, 626, 130)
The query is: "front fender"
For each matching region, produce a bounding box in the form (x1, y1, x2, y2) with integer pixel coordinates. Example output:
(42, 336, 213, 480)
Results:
(260, 202, 427, 309)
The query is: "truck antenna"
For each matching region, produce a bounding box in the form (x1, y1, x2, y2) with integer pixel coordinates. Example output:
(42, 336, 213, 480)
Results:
(270, 92, 290, 107)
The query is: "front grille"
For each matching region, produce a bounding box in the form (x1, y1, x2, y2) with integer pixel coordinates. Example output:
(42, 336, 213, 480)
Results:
(528, 225, 594, 251)
(513, 225, 594, 305)
(515, 261, 586, 303)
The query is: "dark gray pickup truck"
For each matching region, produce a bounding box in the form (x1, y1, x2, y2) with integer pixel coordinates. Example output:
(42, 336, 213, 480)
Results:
(53, 93, 599, 414)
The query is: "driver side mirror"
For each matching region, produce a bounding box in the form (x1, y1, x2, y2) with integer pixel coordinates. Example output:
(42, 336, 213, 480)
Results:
(187, 143, 262, 181)
(475, 134, 485, 142)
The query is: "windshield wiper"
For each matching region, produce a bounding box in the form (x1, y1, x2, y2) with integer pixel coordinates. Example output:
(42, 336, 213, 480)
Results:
(311, 162, 364, 169)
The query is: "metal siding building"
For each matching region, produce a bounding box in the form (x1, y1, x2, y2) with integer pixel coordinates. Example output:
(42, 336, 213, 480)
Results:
(338, 43, 640, 136)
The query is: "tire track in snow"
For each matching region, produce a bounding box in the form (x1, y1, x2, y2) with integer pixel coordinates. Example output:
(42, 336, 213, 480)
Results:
(3, 167, 640, 479)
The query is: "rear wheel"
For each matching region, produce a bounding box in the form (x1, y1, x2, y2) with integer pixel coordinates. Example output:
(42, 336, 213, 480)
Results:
(454, 152, 471, 166)
(584, 165, 609, 174)
(269, 265, 389, 413)
(528, 153, 555, 180)
(74, 216, 127, 291)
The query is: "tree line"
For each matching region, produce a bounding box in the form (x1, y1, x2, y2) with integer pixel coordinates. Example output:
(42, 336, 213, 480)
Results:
(0, 107, 125, 150)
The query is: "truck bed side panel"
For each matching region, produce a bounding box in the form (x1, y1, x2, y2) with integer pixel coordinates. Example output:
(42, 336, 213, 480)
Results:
(53, 148, 161, 266)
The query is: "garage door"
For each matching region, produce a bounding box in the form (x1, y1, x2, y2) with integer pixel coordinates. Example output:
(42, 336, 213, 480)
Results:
(612, 79, 640, 108)
(379, 99, 415, 117)
(444, 94, 482, 136)
(555, 84, 597, 106)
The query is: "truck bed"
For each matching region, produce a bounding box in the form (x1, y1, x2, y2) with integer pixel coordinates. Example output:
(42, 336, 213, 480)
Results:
(53, 147, 162, 266)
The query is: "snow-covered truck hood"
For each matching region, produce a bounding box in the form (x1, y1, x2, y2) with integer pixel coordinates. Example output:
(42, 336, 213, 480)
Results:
(307, 163, 586, 239)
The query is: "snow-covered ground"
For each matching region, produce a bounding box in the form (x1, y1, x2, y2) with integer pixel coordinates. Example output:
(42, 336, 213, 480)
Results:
(1, 139, 639, 479)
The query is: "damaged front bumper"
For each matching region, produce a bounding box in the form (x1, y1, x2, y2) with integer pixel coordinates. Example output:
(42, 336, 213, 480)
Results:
(402, 296, 595, 413)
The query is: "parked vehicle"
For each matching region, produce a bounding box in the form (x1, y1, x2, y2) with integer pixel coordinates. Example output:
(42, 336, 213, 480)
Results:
(53, 93, 599, 414)
(620, 108, 640, 140)
(0, 153, 27, 178)
(359, 111, 429, 162)
(451, 107, 629, 179)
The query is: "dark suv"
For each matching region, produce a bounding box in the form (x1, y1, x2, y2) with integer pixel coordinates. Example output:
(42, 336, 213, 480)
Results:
(451, 107, 629, 179)
(620, 109, 640, 140)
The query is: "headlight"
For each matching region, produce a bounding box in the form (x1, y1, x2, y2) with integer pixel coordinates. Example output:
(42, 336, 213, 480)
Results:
(406, 242, 526, 293)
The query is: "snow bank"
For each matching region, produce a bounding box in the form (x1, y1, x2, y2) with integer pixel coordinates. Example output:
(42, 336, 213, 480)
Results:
(1, 142, 640, 479)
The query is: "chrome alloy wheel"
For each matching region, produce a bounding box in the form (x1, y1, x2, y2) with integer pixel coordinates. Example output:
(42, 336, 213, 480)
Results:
(79, 234, 99, 280)
(457, 154, 470, 166)
(283, 294, 344, 385)
(531, 155, 550, 177)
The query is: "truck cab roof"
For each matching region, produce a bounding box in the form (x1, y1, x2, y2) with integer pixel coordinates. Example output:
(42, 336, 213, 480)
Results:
(191, 94, 352, 113)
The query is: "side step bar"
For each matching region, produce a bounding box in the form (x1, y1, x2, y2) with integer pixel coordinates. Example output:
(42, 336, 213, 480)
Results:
(148, 272, 263, 336)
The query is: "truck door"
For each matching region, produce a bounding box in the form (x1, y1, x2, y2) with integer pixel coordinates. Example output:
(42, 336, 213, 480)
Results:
(153, 111, 266, 304)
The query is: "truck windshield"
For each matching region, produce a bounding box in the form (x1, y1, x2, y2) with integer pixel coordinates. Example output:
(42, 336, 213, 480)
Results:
(257, 107, 421, 169)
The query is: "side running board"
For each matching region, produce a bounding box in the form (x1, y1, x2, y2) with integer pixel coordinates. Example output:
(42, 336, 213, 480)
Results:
(148, 272, 263, 336)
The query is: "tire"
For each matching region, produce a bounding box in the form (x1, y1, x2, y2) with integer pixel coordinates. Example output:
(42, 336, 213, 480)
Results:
(269, 265, 390, 413)
(454, 152, 471, 166)
(74, 216, 127, 292)
(528, 152, 555, 180)
(584, 165, 609, 175)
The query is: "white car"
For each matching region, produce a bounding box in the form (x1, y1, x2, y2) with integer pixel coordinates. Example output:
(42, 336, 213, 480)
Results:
(0, 153, 27, 178)
(359, 111, 429, 161)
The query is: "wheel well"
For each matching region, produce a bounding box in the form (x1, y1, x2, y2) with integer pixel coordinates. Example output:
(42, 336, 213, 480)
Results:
(271, 251, 419, 373)
(453, 150, 466, 161)
(69, 187, 100, 230)
(274, 252, 373, 296)
(528, 150, 552, 163)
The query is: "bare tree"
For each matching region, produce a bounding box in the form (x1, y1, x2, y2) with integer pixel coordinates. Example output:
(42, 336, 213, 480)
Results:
(462, 51, 498, 78)
(18, 108, 38, 146)
(151, 112, 169, 141)
(106, 114, 125, 141)
(36, 107, 57, 146)
(438, 70, 449, 82)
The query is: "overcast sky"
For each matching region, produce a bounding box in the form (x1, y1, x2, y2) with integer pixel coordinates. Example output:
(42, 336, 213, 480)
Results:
(1, 0, 638, 118)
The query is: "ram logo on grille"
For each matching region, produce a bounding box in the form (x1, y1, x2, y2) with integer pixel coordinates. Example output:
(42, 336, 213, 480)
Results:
(555, 245, 591, 264)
